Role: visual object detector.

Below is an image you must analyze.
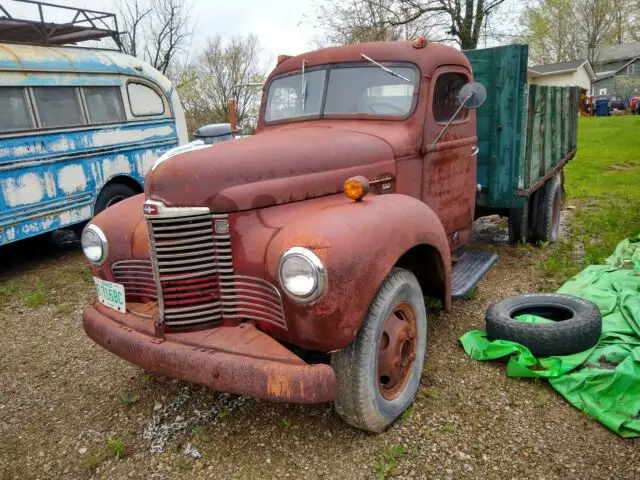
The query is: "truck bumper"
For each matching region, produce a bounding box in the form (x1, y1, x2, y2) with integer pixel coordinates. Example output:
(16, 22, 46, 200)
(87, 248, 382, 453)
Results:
(83, 303, 337, 404)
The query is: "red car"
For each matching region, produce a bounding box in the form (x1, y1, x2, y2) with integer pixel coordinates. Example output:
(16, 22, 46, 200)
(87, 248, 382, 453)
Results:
(631, 96, 640, 114)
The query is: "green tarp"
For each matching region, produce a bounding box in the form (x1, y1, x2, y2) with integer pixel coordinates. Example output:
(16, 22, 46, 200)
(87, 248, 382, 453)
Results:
(461, 234, 640, 437)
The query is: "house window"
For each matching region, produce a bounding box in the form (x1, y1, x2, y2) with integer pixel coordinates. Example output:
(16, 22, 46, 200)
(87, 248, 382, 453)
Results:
(599, 88, 607, 95)
(0, 87, 33, 132)
(433, 73, 469, 122)
(627, 63, 635, 75)
(33, 87, 84, 128)
(84, 87, 126, 124)
(127, 83, 165, 116)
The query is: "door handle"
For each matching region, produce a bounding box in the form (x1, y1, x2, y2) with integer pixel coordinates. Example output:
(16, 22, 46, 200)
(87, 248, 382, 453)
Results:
(470, 146, 479, 157)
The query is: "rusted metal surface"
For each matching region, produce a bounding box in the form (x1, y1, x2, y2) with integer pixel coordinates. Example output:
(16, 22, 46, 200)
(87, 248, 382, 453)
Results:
(377, 302, 417, 400)
(83, 302, 337, 403)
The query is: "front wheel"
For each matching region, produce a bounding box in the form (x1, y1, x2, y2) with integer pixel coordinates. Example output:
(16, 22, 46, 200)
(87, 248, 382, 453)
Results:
(331, 268, 427, 432)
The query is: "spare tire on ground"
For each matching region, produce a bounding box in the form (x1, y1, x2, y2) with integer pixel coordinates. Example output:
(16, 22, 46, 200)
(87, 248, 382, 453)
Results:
(485, 294, 601, 356)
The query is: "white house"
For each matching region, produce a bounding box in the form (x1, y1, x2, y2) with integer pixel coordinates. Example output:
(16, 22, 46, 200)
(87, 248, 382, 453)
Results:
(527, 59, 596, 94)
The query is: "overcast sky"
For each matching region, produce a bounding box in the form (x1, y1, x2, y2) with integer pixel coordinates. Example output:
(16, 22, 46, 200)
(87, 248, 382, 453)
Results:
(4, 0, 319, 67)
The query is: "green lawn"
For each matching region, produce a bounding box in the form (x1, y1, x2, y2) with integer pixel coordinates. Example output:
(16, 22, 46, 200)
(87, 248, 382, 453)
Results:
(545, 115, 640, 279)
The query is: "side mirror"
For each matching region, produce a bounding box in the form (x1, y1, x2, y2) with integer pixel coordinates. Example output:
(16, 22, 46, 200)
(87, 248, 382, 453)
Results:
(458, 82, 487, 109)
(432, 81, 487, 146)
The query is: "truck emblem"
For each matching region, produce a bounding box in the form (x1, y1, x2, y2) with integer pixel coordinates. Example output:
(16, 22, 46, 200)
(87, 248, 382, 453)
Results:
(143, 203, 158, 216)
(214, 219, 229, 234)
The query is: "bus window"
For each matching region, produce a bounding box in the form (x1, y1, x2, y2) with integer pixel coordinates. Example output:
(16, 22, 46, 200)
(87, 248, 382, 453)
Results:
(0, 87, 33, 132)
(33, 87, 84, 128)
(127, 83, 165, 116)
(84, 87, 126, 124)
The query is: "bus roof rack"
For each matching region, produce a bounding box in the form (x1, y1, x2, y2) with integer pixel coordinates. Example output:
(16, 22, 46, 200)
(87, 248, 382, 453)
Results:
(0, 0, 122, 50)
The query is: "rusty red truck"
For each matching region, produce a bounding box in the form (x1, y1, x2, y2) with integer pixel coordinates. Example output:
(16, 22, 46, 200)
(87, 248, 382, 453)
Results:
(81, 40, 578, 432)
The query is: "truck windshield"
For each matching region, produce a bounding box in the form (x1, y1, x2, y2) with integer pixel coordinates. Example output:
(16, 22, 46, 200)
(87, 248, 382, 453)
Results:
(264, 64, 417, 122)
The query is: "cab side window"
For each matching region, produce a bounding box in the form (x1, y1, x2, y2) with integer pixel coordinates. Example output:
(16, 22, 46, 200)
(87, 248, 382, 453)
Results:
(0, 87, 33, 132)
(433, 73, 469, 122)
(127, 83, 165, 116)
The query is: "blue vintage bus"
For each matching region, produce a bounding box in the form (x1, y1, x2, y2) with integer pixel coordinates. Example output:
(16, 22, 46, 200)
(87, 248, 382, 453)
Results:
(0, 42, 188, 246)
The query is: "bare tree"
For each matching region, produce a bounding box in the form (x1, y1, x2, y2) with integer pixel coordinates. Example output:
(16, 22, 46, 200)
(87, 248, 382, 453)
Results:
(312, 0, 510, 50)
(174, 35, 268, 135)
(116, 0, 192, 74)
(517, 0, 581, 65)
(575, 0, 614, 64)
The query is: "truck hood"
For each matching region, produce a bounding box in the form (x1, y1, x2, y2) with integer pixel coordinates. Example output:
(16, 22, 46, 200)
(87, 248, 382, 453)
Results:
(145, 126, 396, 212)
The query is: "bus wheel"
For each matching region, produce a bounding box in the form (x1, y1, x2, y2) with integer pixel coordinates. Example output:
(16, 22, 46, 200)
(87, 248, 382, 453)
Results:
(331, 268, 427, 432)
(94, 184, 136, 215)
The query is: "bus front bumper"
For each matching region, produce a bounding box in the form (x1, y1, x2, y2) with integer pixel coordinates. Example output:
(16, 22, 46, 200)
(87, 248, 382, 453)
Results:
(83, 303, 337, 404)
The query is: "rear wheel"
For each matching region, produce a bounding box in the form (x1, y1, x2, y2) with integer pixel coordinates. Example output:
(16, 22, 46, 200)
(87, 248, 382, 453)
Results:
(530, 175, 562, 243)
(94, 183, 136, 215)
(331, 268, 427, 432)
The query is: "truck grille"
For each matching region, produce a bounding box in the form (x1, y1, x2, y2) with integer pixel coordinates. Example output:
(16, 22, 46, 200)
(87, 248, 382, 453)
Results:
(111, 260, 157, 300)
(147, 210, 286, 329)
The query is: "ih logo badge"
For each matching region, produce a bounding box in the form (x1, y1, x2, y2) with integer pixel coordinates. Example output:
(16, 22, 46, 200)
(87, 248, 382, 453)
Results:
(214, 219, 229, 234)
(143, 202, 158, 216)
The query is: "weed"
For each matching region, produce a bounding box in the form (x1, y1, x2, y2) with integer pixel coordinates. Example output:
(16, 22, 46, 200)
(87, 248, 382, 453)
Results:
(534, 390, 548, 409)
(424, 297, 443, 313)
(420, 387, 440, 400)
(22, 285, 47, 307)
(282, 417, 292, 432)
(441, 422, 456, 433)
(104, 436, 126, 459)
(56, 304, 73, 315)
(400, 404, 414, 421)
(142, 373, 153, 383)
(373, 444, 407, 480)
(464, 287, 478, 300)
(119, 393, 139, 406)
(81, 452, 103, 471)
(217, 407, 230, 419)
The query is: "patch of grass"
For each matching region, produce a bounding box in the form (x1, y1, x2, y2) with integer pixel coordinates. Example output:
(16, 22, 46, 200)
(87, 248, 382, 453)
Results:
(81, 452, 103, 471)
(373, 444, 407, 480)
(119, 393, 139, 406)
(282, 417, 292, 432)
(440, 422, 456, 433)
(400, 404, 414, 421)
(424, 297, 443, 313)
(464, 287, 478, 300)
(545, 116, 640, 276)
(104, 436, 126, 459)
(22, 284, 47, 307)
(419, 387, 440, 400)
(56, 304, 73, 315)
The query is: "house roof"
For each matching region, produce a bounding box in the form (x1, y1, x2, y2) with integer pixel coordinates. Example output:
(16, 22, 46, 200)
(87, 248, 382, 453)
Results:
(594, 56, 640, 82)
(528, 59, 596, 81)
(595, 43, 640, 63)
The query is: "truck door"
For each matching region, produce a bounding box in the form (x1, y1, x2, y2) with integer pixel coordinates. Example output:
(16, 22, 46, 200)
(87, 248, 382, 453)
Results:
(421, 67, 477, 249)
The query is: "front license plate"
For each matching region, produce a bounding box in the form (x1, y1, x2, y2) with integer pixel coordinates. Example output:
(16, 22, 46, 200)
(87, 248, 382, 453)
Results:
(94, 277, 126, 313)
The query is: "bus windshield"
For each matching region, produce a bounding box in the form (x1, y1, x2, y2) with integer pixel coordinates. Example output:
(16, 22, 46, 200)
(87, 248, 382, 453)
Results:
(264, 64, 418, 122)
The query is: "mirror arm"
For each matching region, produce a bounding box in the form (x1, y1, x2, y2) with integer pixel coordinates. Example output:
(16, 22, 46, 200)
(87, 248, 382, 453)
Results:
(432, 92, 473, 146)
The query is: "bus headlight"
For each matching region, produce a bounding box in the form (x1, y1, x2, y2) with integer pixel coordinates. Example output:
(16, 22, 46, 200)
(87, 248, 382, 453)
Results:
(81, 224, 108, 265)
(278, 247, 326, 302)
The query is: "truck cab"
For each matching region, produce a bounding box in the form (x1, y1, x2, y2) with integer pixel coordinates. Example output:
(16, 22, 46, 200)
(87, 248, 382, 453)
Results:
(81, 40, 577, 432)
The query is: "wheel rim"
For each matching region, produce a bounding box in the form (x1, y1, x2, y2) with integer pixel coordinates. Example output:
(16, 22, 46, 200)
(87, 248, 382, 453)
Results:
(551, 188, 561, 238)
(106, 195, 127, 209)
(377, 302, 417, 400)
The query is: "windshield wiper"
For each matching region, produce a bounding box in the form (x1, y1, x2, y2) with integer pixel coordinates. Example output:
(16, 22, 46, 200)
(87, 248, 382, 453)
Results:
(360, 53, 411, 83)
(301, 59, 307, 111)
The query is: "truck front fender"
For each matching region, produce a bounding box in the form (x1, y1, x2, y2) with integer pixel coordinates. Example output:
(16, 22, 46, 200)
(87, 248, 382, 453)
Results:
(265, 193, 451, 351)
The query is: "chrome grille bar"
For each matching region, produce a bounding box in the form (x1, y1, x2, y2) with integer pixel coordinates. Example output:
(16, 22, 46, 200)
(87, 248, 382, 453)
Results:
(145, 206, 287, 329)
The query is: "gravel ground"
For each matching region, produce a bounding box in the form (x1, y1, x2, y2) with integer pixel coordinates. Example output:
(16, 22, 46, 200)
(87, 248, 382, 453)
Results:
(1, 216, 638, 480)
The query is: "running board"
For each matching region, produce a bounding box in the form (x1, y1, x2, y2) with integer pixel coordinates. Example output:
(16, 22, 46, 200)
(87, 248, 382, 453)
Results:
(451, 250, 498, 299)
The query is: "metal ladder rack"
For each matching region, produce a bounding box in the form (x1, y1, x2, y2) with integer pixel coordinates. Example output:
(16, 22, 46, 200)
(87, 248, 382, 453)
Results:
(0, 0, 121, 50)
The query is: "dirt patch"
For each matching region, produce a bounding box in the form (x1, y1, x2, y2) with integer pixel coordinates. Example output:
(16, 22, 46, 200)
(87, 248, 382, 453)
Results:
(1, 233, 639, 480)
(605, 162, 638, 171)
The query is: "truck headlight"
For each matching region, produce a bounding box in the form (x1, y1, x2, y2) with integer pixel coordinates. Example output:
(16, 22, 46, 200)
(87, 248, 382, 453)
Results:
(81, 224, 108, 265)
(278, 247, 326, 302)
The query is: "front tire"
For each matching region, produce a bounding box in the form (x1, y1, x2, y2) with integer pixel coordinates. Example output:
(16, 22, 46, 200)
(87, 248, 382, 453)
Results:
(331, 268, 427, 432)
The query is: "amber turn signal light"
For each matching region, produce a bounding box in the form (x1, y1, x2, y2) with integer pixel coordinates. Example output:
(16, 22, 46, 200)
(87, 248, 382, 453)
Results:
(344, 176, 370, 201)
(412, 36, 427, 48)
(277, 54, 293, 64)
